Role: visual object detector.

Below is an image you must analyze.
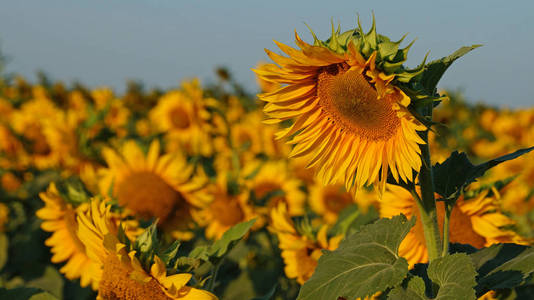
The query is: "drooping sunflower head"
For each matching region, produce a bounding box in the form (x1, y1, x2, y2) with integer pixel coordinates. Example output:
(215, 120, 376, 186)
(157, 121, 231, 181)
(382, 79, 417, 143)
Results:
(254, 18, 427, 194)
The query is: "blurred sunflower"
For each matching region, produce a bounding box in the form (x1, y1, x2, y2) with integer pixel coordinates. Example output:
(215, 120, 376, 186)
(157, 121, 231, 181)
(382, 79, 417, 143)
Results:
(77, 199, 217, 300)
(149, 80, 214, 156)
(309, 183, 353, 224)
(99, 140, 210, 240)
(380, 185, 528, 266)
(270, 203, 342, 284)
(254, 22, 426, 193)
(192, 174, 256, 240)
(243, 160, 306, 218)
(0, 202, 9, 232)
(37, 183, 101, 289)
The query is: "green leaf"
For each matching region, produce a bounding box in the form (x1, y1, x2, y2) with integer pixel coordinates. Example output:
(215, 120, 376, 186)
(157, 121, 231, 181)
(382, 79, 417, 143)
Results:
(207, 219, 256, 260)
(420, 45, 481, 93)
(469, 244, 534, 297)
(0, 287, 58, 300)
(433, 147, 534, 199)
(388, 276, 427, 300)
(297, 215, 415, 300)
(428, 253, 477, 300)
(133, 222, 159, 269)
(26, 266, 64, 299)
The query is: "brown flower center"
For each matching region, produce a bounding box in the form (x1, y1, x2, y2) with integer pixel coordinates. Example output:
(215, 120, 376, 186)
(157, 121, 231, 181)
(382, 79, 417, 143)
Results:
(169, 107, 191, 129)
(322, 188, 353, 214)
(99, 254, 170, 300)
(24, 125, 51, 155)
(117, 172, 185, 222)
(317, 64, 400, 141)
(210, 196, 245, 226)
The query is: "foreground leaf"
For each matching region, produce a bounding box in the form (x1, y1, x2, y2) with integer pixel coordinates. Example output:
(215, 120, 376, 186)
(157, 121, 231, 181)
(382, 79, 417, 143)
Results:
(0, 287, 58, 300)
(297, 215, 415, 300)
(428, 253, 477, 300)
(469, 244, 534, 297)
(388, 276, 427, 300)
(433, 147, 534, 199)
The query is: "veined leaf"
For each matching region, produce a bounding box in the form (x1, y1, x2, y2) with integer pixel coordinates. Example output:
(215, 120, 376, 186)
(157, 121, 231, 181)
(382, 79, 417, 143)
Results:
(428, 253, 477, 300)
(433, 147, 534, 199)
(469, 244, 534, 297)
(388, 276, 427, 300)
(297, 215, 415, 300)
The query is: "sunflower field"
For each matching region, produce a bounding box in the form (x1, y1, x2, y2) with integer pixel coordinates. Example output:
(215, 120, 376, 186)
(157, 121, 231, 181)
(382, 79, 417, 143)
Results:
(1, 19, 534, 300)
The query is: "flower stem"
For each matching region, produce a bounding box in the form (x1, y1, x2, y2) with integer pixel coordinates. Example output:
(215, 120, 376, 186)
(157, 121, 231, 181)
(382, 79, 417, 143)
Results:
(441, 202, 453, 257)
(415, 104, 442, 261)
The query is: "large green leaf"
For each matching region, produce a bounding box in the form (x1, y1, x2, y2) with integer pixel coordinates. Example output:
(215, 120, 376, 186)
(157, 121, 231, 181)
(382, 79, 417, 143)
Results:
(428, 253, 477, 300)
(388, 276, 427, 300)
(433, 147, 534, 199)
(469, 244, 534, 297)
(297, 215, 415, 300)
(419, 45, 481, 93)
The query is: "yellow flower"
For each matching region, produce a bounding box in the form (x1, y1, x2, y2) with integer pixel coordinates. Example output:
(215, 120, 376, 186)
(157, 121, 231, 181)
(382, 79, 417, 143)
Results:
(192, 174, 256, 240)
(149, 80, 214, 156)
(254, 26, 426, 194)
(380, 185, 528, 266)
(243, 160, 306, 218)
(77, 199, 217, 300)
(255, 61, 282, 93)
(270, 203, 342, 284)
(309, 183, 354, 224)
(99, 140, 210, 239)
(36, 183, 101, 289)
(1, 172, 21, 193)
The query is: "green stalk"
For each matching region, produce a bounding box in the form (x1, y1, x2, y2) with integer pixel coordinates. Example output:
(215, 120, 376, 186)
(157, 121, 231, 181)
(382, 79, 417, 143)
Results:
(414, 104, 442, 261)
(441, 202, 453, 257)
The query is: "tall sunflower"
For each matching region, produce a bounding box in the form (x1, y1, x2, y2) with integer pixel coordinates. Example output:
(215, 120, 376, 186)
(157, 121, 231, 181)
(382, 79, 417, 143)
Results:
(379, 185, 528, 266)
(77, 199, 217, 300)
(99, 140, 210, 240)
(254, 21, 426, 193)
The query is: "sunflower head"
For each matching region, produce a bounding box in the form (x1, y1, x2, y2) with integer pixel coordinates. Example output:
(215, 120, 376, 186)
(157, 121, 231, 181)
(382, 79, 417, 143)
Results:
(255, 18, 428, 193)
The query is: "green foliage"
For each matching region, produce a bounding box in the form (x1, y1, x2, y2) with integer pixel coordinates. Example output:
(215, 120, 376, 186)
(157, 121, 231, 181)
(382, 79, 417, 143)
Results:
(388, 276, 427, 300)
(297, 215, 415, 300)
(0, 287, 58, 300)
(433, 146, 534, 200)
(418, 45, 481, 94)
(389, 254, 477, 300)
(428, 253, 477, 300)
(0, 233, 7, 271)
(469, 244, 534, 297)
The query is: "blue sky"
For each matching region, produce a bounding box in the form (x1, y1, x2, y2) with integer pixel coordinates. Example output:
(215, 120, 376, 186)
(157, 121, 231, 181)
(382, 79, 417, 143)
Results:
(1, 0, 533, 107)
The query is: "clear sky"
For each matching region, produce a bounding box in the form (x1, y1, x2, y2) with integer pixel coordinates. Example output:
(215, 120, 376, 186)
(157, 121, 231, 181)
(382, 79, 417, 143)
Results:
(1, 0, 533, 107)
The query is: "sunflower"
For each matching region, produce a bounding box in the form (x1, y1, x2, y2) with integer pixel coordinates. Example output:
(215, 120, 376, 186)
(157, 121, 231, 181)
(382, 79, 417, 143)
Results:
(77, 199, 217, 300)
(192, 174, 256, 240)
(0, 203, 9, 232)
(254, 21, 426, 193)
(99, 140, 210, 240)
(243, 160, 306, 219)
(379, 185, 528, 266)
(149, 80, 214, 156)
(309, 183, 353, 224)
(270, 203, 342, 284)
(36, 183, 101, 289)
